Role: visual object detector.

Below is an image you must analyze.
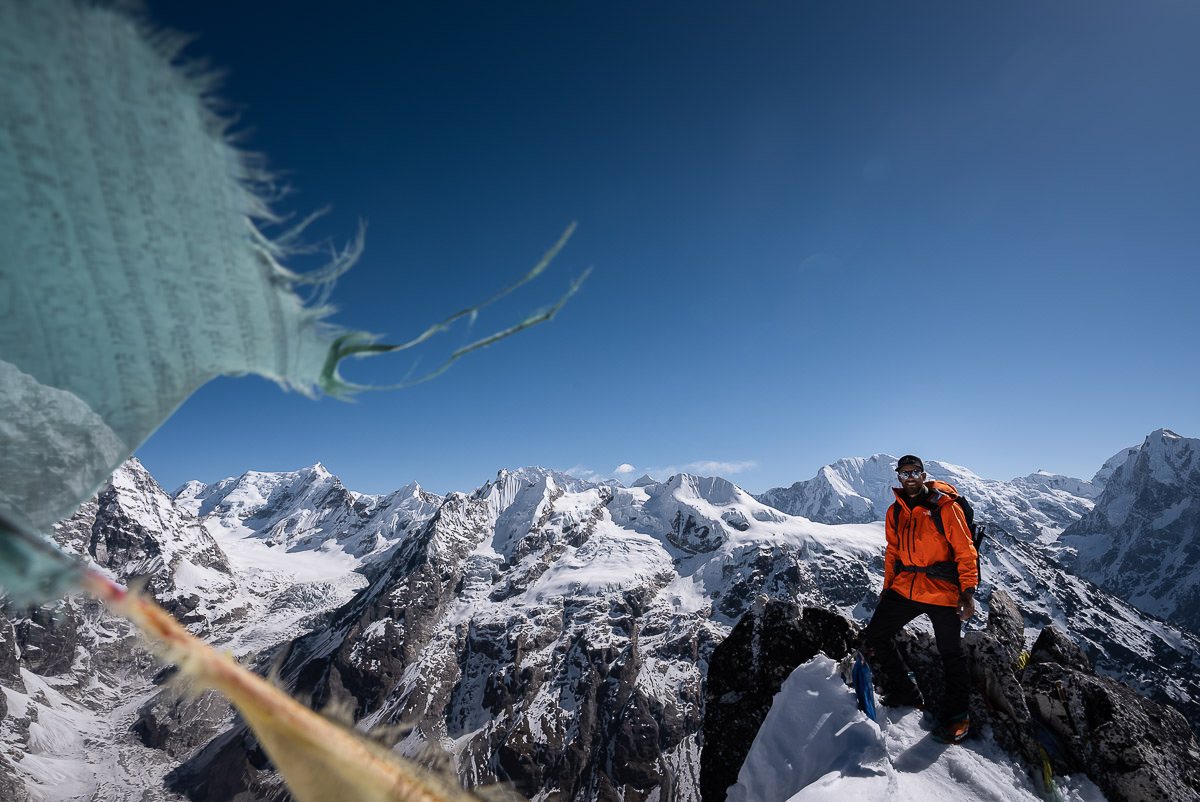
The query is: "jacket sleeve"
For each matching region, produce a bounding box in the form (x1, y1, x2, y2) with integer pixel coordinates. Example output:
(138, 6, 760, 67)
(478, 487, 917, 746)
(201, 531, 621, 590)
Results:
(883, 505, 897, 590)
(944, 502, 978, 590)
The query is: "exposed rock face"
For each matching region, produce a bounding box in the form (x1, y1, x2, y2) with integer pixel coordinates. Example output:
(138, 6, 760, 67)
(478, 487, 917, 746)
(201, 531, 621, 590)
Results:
(700, 598, 858, 802)
(1057, 429, 1200, 636)
(53, 458, 242, 632)
(0, 754, 29, 802)
(12, 600, 77, 675)
(0, 617, 20, 688)
(1023, 652, 1200, 801)
(965, 590, 1053, 778)
(702, 591, 1200, 802)
(963, 589, 1200, 801)
(133, 689, 234, 759)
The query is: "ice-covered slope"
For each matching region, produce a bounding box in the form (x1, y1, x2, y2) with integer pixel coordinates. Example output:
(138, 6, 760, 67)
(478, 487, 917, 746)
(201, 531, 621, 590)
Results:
(1056, 429, 1200, 636)
(756, 455, 1096, 543)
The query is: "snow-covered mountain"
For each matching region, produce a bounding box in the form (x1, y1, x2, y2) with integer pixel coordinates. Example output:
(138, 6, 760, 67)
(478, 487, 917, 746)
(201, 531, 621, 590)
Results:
(755, 455, 1097, 544)
(1055, 428, 1200, 636)
(164, 469, 884, 802)
(51, 458, 242, 630)
(2, 433, 1198, 802)
(173, 462, 443, 566)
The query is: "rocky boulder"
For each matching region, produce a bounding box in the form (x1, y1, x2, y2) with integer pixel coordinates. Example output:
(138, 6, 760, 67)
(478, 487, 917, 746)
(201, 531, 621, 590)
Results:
(1024, 648, 1200, 801)
(964, 589, 1048, 776)
(700, 597, 858, 802)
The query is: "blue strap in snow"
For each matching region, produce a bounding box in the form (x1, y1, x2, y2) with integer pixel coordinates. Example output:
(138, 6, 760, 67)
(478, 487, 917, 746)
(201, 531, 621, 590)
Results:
(852, 652, 877, 721)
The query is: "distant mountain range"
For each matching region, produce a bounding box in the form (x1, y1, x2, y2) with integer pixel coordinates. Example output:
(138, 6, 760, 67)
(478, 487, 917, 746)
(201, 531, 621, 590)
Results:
(1, 429, 1197, 801)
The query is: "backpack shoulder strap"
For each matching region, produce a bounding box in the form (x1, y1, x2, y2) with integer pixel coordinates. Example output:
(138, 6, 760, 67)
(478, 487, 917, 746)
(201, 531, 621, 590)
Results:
(930, 502, 947, 540)
(889, 500, 902, 531)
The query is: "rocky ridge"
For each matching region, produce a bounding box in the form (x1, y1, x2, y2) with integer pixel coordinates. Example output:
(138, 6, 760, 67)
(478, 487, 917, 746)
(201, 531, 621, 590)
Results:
(702, 591, 1200, 802)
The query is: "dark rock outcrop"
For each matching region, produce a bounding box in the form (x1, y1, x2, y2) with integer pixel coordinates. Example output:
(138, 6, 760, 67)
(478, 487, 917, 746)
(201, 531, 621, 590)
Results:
(700, 597, 858, 802)
(1023, 649, 1200, 801)
(133, 688, 234, 758)
(1029, 624, 1093, 672)
(0, 753, 29, 802)
(965, 589, 1051, 780)
(0, 616, 24, 688)
(968, 591, 1200, 800)
(14, 600, 77, 675)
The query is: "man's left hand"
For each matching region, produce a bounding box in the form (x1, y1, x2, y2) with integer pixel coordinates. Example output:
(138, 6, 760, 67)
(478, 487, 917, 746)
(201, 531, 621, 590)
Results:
(957, 589, 976, 621)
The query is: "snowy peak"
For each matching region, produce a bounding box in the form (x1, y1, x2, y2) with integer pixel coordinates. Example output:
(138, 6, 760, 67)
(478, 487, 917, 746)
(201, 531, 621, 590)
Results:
(1086, 428, 1197, 523)
(756, 455, 1094, 541)
(755, 454, 898, 524)
(1057, 429, 1200, 634)
(471, 466, 598, 524)
(490, 474, 564, 560)
(51, 459, 241, 630)
(636, 473, 790, 553)
(1125, 427, 1193, 488)
(173, 466, 448, 564)
(174, 463, 342, 521)
(1011, 470, 1100, 501)
(1091, 443, 1141, 488)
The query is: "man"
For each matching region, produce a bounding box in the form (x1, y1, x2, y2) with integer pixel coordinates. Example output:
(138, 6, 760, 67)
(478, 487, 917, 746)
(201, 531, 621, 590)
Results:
(860, 454, 978, 744)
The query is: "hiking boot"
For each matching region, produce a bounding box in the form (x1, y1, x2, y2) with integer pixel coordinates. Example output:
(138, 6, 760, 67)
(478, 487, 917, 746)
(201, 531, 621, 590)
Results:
(932, 713, 970, 744)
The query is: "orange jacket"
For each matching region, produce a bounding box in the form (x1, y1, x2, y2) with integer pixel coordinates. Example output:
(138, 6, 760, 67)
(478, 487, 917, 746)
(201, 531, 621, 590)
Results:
(883, 480, 978, 607)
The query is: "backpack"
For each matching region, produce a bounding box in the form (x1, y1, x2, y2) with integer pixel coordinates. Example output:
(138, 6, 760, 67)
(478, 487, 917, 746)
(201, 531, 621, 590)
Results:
(889, 487, 986, 587)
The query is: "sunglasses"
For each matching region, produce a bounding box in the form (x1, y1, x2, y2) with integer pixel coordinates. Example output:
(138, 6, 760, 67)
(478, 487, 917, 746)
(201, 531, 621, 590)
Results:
(897, 470, 924, 479)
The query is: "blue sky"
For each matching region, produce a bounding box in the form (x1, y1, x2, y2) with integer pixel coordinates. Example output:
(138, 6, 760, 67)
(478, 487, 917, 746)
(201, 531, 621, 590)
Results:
(135, 0, 1200, 496)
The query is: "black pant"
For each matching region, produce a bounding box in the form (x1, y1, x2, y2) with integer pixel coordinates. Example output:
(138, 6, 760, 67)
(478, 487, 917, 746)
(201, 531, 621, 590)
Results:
(860, 588, 969, 717)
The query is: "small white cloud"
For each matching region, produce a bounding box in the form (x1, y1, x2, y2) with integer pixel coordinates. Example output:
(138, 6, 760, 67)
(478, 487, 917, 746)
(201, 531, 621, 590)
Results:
(613, 463, 637, 476)
(565, 465, 596, 479)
